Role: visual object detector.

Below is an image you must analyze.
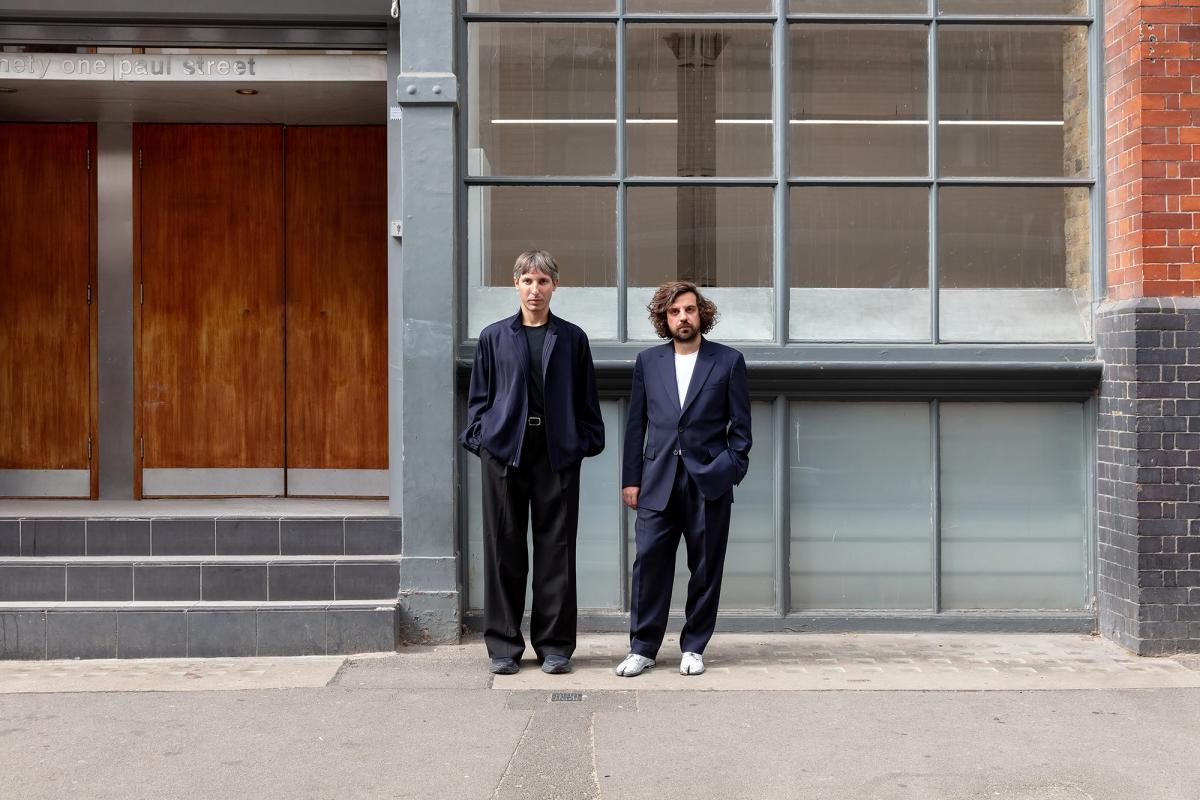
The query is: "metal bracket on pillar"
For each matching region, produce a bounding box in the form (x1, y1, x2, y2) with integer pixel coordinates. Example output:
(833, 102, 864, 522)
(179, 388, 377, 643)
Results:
(396, 73, 458, 105)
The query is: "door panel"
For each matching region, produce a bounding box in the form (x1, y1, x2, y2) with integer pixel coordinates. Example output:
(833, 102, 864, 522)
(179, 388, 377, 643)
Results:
(0, 124, 95, 498)
(137, 124, 285, 497)
(284, 126, 387, 497)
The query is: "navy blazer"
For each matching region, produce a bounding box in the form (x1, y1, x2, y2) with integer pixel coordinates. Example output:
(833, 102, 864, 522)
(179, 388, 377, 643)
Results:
(460, 311, 605, 472)
(622, 338, 752, 511)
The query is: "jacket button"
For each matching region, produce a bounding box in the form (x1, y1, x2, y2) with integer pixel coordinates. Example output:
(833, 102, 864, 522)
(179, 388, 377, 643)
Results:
(677, 427, 683, 433)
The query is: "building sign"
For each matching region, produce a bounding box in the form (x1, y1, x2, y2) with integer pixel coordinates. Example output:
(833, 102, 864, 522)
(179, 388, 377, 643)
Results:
(0, 54, 385, 82)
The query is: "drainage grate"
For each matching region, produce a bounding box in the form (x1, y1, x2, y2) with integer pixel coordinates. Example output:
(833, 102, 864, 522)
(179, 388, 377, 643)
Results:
(550, 691, 583, 702)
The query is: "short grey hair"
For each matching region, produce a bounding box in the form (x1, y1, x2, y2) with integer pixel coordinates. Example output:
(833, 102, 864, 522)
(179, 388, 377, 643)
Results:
(512, 249, 560, 283)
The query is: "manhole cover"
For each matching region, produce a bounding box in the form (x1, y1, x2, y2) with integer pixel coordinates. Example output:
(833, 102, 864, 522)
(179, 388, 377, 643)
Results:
(550, 692, 583, 702)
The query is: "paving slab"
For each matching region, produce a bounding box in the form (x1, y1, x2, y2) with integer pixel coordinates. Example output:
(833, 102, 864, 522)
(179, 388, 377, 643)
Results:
(498, 633, 1200, 692)
(0, 655, 345, 693)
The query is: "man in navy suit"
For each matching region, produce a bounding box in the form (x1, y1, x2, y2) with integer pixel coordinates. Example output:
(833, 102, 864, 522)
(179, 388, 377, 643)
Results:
(616, 281, 752, 677)
(460, 250, 605, 676)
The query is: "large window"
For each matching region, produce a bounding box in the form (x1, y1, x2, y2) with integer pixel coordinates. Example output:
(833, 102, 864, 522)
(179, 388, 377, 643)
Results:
(464, 2, 1095, 343)
(464, 399, 1091, 614)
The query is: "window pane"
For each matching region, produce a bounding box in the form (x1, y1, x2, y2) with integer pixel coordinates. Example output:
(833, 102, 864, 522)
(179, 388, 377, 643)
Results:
(468, 23, 615, 176)
(940, 403, 1088, 610)
(939, 25, 1089, 178)
(467, 186, 616, 339)
(466, 402, 622, 611)
(792, 0, 927, 12)
(468, 0, 614, 9)
(790, 25, 928, 177)
(630, 0, 772, 11)
(627, 186, 773, 340)
(625, 401, 776, 610)
(939, 0, 1087, 14)
(938, 186, 1091, 342)
(789, 187, 929, 341)
(626, 24, 773, 177)
(790, 403, 933, 610)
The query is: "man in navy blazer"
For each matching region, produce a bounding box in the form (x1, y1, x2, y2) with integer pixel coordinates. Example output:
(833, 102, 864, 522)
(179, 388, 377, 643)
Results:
(616, 281, 751, 678)
(460, 250, 605, 676)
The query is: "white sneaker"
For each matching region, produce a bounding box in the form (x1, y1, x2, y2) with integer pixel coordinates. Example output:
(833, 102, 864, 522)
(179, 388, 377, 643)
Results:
(615, 653, 655, 677)
(680, 652, 705, 676)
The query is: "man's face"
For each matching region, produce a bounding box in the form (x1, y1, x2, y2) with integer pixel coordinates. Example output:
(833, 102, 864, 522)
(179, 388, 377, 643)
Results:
(666, 291, 701, 343)
(515, 268, 557, 314)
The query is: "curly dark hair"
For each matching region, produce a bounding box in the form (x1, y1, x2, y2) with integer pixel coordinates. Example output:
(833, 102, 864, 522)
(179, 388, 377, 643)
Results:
(647, 281, 719, 340)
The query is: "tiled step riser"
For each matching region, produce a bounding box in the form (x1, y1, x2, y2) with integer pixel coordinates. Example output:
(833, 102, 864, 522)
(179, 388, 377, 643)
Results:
(0, 517, 401, 557)
(0, 607, 398, 659)
(0, 562, 400, 602)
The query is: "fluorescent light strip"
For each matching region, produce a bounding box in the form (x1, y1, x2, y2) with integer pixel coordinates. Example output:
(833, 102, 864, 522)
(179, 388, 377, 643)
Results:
(491, 118, 1064, 126)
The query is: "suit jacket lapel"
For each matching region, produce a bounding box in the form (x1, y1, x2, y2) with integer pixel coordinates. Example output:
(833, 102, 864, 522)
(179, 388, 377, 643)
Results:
(542, 314, 559, 384)
(656, 344, 681, 413)
(679, 338, 715, 418)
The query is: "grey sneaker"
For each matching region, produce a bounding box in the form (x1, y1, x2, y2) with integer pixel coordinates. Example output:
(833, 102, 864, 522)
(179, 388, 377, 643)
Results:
(615, 653, 655, 677)
(489, 657, 519, 675)
(541, 655, 572, 674)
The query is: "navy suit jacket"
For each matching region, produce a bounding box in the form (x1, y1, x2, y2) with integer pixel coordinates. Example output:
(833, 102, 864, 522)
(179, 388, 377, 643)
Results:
(460, 311, 605, 472)
(621, 338, 752, 512)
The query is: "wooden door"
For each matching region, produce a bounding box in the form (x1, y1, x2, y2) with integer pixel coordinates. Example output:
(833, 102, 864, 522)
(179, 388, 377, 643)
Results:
(136, 125, 285, 497)
(284, 126, 388, 497)
(0, 124, 96, 498)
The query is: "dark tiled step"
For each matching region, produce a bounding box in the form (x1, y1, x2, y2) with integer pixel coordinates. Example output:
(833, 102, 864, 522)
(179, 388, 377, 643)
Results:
(0, 601, 398, 659)
(0, 516, 401, 557)
(0, 558, 400, 603)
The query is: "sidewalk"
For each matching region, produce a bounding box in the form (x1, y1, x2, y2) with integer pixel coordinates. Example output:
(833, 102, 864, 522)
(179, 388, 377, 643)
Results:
(3, 633, 1200, 799)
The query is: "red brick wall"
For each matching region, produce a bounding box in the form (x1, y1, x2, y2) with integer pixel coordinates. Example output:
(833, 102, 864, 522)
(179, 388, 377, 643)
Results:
(1107, 0, 1200, 299)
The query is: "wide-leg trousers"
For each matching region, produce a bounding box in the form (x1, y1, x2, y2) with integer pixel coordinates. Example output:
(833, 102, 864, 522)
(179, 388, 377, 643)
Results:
(629, 457, 732, 659)
(479, 426, 581, 662)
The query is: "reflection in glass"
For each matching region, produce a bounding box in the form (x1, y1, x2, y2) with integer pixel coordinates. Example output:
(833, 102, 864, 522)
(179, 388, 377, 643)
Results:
(792, 0, 927, 11)
(629, 0, 772, 10)
(940, 403, 1088, 610)
(939, 186, 1091, 342)
(625, 402, 776, 610)
(626, 24, 773, 177)
(468, 0, 614, 9)
(790, 187, 929, 341)
(466, 403, 622, 611)
(466, 186, 616, 339)
(940, 0, 1087, 13)
(939, 26, 1089, 177)
(468, 23, 615, 176)
(627, 187, 773, 340)
(790, 25, 927, 177)
(790, 403, 932, 609)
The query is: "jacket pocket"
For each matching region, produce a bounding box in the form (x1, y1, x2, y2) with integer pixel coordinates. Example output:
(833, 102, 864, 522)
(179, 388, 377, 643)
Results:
(644, 446, 657, 460)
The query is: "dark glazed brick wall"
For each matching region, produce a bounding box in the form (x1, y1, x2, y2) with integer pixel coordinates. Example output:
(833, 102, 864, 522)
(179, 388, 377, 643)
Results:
(1098, 298, 1200, 655)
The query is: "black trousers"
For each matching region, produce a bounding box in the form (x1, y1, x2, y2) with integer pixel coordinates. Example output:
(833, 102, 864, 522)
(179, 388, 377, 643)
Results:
(480, 425, 581, 662)
(629, 457, 732, 659)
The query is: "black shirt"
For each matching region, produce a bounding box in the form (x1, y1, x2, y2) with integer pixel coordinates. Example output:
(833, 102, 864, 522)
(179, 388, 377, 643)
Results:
(524, 324, 547, 418)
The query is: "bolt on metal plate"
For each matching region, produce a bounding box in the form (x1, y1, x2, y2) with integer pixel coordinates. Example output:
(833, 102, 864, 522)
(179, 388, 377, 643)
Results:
(550, 692, 583, 702)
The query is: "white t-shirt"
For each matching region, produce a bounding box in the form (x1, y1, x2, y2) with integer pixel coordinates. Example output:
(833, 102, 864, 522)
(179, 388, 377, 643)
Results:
(675, 350, 699, 408)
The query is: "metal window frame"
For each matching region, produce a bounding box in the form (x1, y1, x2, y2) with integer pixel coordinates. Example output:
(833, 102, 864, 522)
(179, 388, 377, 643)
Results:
(456, 0, 1102, 623)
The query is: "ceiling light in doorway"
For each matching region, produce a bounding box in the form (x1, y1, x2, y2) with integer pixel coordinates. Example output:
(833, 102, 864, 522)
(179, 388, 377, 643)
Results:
(235, 88, 259, 96)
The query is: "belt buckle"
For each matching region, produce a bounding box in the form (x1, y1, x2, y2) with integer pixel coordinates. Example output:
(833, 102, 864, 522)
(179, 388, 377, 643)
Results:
(528, 416, 543, 427)
(673, 448, 683, 456)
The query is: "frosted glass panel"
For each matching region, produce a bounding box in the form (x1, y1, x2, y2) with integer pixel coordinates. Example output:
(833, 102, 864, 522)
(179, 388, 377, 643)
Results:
(466, 402, 622, 611)
(625, 401, 776, 610)
(790, 402, 933, 609)
(940, 403, 1088, 610)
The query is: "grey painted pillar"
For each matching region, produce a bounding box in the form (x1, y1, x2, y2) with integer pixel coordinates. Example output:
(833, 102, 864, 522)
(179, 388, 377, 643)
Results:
(388, 4, 461, 643)
(96, 123, 135, 499)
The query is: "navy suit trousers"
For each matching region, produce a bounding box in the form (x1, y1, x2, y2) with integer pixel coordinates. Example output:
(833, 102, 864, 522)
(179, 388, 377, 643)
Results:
(629, 456, 732, 659)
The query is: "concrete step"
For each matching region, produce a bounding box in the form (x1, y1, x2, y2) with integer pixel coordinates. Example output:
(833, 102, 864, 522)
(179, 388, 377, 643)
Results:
(0, 556, 401, 603)
(0, 600, 398, 659)
(0, 515, 402, 558)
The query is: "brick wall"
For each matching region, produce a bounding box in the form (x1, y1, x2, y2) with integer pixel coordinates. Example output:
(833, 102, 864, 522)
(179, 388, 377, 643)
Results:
(1102, 1, 1200, 654)
(1106, 0, 1200, 300)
